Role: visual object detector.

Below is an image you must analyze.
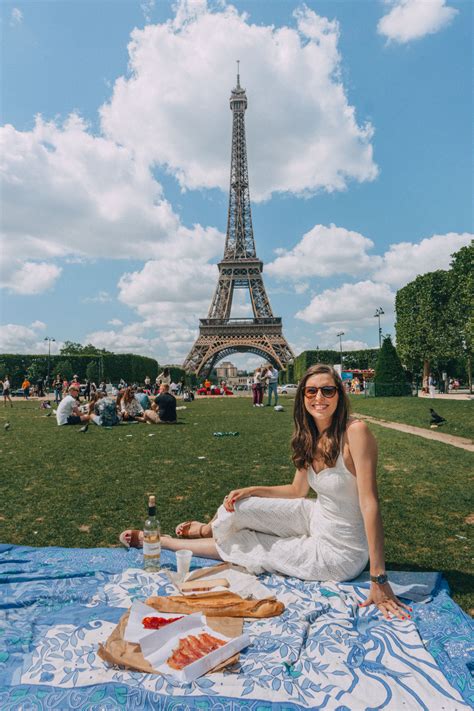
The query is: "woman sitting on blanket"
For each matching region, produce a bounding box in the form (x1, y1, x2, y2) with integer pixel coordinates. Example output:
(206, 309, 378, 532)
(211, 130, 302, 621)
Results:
(120, 364, 410, 620)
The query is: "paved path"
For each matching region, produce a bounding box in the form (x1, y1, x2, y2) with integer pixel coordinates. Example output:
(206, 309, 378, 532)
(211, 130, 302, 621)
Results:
(354, 413, 474, 452)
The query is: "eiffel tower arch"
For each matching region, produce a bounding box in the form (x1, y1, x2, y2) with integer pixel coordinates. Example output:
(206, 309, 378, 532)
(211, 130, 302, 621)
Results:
(183, 67, 294, 377)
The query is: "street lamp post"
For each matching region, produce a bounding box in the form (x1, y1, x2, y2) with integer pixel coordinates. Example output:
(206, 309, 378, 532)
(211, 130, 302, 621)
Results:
(336, 332, 345, 369)
(374, 308, 384, 348)
(44, 337, 55, 387)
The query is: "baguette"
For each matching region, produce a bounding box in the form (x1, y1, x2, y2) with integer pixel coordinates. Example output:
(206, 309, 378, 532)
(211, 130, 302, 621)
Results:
(145, 591, 285, 618)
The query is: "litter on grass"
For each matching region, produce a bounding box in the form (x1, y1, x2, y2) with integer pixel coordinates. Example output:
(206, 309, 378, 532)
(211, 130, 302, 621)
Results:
(213, 432, 239, 437)
(197, 456, 206, 460)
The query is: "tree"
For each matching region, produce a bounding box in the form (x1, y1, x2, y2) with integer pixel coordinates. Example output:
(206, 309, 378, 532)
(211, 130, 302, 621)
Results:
(374, 336, 411, 396)
(450, 244, 473, 391)
(396, 245, 473, 388)
(395, 270, 461, 383)
(60, 341, 112, 356)
(26, 358, 48, 382)
(60, 342, 85, 355)
(54, 359, 73, 381)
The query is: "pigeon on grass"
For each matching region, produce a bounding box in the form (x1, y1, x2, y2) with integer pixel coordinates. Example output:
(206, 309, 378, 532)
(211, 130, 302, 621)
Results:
(4, 422, 10, 431)
(79, 423, 89, 433)
(429, 408, 446, 427)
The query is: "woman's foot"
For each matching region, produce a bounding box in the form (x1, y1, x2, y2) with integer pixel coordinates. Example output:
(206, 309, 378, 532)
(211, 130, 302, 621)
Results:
(175, 520, 212, 538)
(119, 529, 143, 548)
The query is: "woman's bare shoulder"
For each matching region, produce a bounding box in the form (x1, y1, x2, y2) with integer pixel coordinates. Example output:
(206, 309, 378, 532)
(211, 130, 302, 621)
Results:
(346, 418, 375, 444)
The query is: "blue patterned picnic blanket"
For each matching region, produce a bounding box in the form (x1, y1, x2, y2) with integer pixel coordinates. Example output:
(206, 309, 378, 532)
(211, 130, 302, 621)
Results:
(0, 544, 472, 710)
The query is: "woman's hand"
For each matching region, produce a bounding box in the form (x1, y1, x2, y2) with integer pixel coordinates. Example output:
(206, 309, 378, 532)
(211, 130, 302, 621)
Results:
(223, 487, 254, 512)
(359, 582, 412, 620)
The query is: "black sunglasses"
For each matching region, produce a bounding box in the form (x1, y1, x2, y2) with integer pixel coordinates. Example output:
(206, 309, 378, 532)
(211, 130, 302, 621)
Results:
(303, 385, 338, 399)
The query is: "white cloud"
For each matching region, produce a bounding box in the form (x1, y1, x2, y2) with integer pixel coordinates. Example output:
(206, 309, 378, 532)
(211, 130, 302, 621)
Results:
(82, 291, 113, 304)
(0, 260, 62, 295)
(108, 318, 124, 326)
(10, 8, 23, 26)
(100, 1, 377, 201)
(266, 224, 381, 280)
(296, 280, 395, 325)
(378, 0, 458, 43)
(0, 322, 61, 355)
(140, 0, 155, 23)
(85, 327, 158, 356)
(332, 339, 369, 351)
(118, 259, 217, 311)
(0, 115, 223, 268)
(374, 232, 473, 286)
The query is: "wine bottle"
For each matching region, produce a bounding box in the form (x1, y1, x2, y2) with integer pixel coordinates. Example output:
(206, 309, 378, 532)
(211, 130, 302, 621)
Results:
(143, 494, 161, 572)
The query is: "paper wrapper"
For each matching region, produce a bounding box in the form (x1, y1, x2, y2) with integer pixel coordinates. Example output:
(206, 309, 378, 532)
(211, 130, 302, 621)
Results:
(97, 609, 243, 675)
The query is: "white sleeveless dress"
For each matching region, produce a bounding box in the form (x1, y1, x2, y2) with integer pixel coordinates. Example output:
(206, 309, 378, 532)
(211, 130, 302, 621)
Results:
(212, 450, 369, 581)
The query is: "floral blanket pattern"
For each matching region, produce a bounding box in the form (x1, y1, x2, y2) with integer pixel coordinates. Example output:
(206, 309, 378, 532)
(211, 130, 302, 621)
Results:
(0, 544, 472, 710)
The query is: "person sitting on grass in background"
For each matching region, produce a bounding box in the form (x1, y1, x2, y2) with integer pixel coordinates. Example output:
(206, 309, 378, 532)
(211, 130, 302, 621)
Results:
(120, 363, 411, 622)
(120, 386, 144, 422)
(135, 387, 151, 411)
(142, 383, 177, 424)
(56, 384, 91, 426)
(90, 391, 121, 427)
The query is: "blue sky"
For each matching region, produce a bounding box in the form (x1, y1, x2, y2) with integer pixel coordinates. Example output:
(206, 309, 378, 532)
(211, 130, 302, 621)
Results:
(0, 0, 472, 369)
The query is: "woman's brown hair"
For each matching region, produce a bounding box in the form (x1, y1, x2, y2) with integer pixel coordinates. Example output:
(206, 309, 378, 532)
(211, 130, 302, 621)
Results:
(291, 364, 350, 471)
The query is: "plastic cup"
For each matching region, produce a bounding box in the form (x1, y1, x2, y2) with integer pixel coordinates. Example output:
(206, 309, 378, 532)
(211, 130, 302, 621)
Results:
(176, 549, 193, 580)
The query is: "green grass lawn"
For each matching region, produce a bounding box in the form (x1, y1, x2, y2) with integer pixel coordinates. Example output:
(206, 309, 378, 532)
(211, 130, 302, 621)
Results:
(0, 396, 472, 612)
(350, 394, 473, 440)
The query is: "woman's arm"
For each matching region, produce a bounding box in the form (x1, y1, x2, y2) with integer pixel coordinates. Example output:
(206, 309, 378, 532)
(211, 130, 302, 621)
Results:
(347, 421, 411, 620)
(224, 468, 310, 512)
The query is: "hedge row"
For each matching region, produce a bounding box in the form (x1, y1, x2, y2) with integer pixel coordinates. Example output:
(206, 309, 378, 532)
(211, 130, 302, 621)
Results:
(284, 349, 379, 384)
(0, 353, 159, 387)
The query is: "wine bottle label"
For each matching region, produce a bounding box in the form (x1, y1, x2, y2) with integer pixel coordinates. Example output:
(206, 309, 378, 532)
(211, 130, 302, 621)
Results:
(143, 541, 161, 556)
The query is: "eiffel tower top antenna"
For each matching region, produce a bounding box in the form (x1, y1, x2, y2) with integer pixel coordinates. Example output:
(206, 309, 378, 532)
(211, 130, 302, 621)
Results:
(236, 59, 240, 86)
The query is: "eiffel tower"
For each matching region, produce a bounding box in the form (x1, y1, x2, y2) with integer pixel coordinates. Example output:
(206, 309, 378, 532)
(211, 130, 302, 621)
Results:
(183, 67, 294, 376)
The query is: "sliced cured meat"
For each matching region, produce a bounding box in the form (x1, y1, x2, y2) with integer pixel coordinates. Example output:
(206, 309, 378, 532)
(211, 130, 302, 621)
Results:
(198, 632, 226, 652)
(166, 632, 228, 670)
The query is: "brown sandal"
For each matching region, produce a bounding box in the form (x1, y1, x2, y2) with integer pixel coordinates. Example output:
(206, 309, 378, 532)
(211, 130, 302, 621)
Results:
(175, 521, 208, 539)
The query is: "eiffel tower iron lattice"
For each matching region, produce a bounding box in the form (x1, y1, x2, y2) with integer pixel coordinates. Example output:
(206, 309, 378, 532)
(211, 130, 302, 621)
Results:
(183, 68, 294, 376)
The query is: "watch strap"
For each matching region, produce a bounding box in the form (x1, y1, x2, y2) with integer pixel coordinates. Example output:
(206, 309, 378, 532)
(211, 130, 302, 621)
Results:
(370, 573, 388, 584)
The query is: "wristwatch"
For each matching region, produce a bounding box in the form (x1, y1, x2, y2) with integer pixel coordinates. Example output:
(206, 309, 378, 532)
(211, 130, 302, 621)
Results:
(370, 573, 388, 585)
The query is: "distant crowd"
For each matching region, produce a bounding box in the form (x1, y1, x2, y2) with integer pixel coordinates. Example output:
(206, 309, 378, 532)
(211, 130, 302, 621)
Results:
(54, 369, 185, 427)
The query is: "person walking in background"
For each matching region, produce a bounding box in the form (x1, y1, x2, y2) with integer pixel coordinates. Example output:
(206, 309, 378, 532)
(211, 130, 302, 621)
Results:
(36, 376, 44, 398)
(252, 367, 263, 407)
(265, 365, 279, 407)
(2, 375, 13, 407)
(428, 373, 436, 399)
(156, 368, 171, 388)
(53, 375, 62, 404)
(22, 377, 31, 400)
